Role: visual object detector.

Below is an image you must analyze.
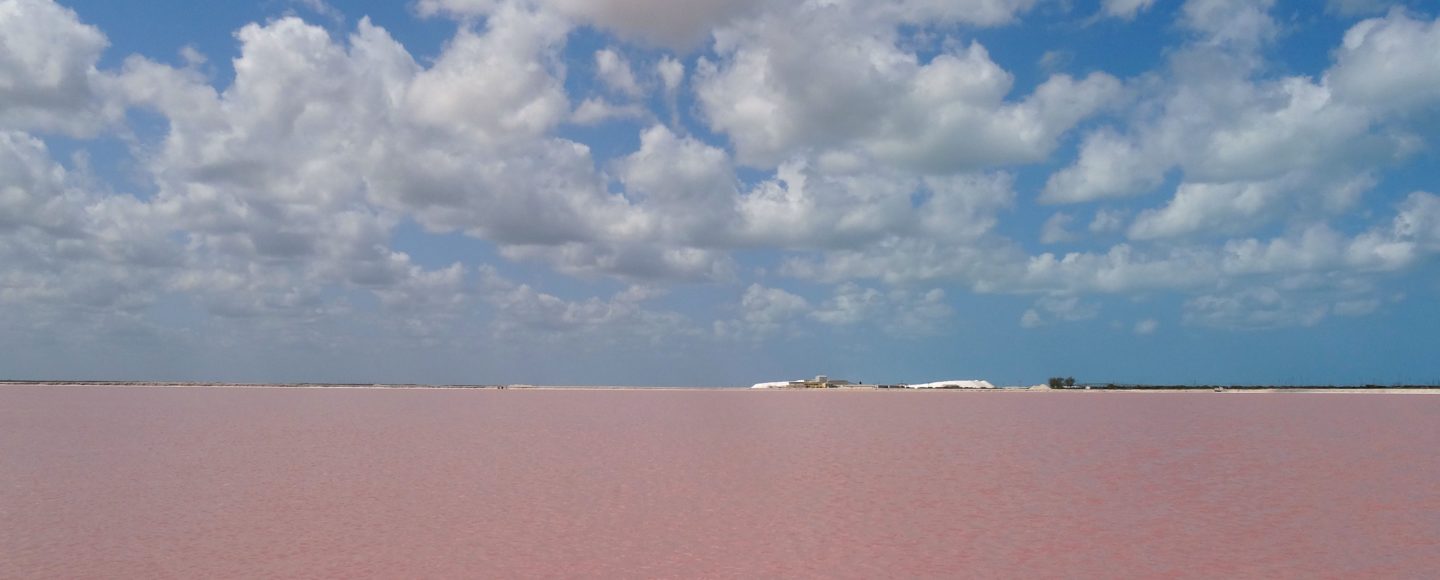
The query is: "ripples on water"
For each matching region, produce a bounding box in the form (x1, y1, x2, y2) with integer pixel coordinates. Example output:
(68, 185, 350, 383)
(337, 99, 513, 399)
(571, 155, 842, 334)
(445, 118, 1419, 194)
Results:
(2, 387, 1437, 578)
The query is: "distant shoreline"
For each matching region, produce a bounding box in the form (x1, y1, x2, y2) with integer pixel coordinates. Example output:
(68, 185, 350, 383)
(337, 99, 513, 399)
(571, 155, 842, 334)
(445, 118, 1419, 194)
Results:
(2, 381, 1438, 394)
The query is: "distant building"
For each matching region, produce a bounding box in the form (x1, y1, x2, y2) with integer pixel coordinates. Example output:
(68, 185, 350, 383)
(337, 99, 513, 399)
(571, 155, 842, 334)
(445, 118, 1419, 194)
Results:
(751, 375, 853, 389)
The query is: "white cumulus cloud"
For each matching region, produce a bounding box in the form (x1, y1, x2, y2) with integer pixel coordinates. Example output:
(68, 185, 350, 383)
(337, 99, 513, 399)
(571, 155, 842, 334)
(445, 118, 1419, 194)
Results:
(0, 0, 121, 135)
(1103, 0, 1157, 20)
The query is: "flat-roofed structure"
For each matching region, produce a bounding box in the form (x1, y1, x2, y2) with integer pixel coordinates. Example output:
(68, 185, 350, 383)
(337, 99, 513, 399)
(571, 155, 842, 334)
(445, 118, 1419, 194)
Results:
(751, 375, 853, 389)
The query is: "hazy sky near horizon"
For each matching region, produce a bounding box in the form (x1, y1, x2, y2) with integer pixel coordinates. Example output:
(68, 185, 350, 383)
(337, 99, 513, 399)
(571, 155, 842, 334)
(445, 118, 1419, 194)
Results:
(2, 0, 1439, 386)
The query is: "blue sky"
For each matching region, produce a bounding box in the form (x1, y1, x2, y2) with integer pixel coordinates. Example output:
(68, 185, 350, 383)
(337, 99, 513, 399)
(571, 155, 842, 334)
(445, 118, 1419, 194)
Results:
(2, 0, 1438, 386)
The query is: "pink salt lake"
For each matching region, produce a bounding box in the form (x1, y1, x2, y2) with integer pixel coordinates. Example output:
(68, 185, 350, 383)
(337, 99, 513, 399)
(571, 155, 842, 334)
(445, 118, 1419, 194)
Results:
(2, 386, 1437, 578)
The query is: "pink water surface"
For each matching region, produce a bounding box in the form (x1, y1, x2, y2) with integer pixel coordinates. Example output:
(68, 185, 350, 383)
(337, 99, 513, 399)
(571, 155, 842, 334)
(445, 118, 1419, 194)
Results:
(2, 387, 1438, 578)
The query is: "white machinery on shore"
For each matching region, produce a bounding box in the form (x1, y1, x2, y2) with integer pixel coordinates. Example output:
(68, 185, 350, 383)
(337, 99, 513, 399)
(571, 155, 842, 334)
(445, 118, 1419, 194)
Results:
(906, 380, 996, 389)
(752, 376, 996, 389)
